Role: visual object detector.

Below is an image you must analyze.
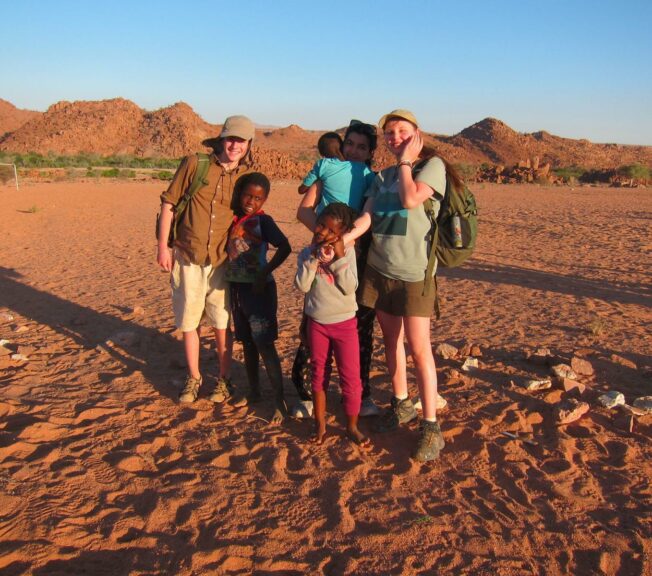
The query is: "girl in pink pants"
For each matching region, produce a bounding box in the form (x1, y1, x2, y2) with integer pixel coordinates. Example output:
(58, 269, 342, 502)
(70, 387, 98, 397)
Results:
(294, 203, 369, 447)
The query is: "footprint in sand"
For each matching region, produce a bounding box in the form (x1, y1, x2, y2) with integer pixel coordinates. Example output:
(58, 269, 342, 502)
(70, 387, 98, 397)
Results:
(17, 421, 68, 442)
(73, 407, 121, 425)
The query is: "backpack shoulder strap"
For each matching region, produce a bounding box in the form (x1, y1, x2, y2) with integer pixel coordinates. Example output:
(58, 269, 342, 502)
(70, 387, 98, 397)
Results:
(423, 186, 443, 294)
(170, 153, 211, 244)
(183, 153, 211, 202)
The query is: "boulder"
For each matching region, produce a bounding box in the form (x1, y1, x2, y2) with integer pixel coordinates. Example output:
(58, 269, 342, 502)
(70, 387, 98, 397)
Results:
(555, 398, 590, 424)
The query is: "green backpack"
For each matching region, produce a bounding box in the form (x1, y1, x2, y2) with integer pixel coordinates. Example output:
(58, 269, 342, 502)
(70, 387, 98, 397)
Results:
(156, 153, 211, 247)
(423, 176, 478, 307)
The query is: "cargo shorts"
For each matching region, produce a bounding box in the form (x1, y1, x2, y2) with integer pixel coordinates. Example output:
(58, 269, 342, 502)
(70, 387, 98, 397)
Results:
(171, 252, 230, 331)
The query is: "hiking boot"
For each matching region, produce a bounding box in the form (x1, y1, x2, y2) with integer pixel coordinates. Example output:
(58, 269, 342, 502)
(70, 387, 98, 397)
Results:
(209, 377, 233, 403)
(179, 375, 202, 403)
(373, 396, 417, 432)
(413, 420, 445, 462)
(359, 396, 382, 417)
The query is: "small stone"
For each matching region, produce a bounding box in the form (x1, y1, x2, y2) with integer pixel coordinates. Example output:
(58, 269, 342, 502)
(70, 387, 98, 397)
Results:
(632, 396, 652, 414)
(610, 354, 637, 370)
(571, 356, 594, 376)
(551, 364, 577, 380)
(522, 378, 552, 391)
(619, 404, 647, 416)
(527, 347, 552, 366)
(560, 379, 586, 395)
(458, 343, 472, 358)
(470, 345, 483, 357)
(10, 353, 28, 361)
(131, 306, 145, 316)
(461, 357, 479, 372)
(110, 331, 138, 347)
(435, 343, 458, 360)
(597, 390, 625, 409)
(0, 313, 14, 322)
(14, 325, 29, 333)
(555, 398, 590, 424)
(446, 368, 461, 381)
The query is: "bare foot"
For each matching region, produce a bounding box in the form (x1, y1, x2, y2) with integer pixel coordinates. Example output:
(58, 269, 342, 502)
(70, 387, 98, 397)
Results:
(270, 400, 288, 425)
(346, 427, 371, 449)
(311, 421, 327, 444)
(233, 392, 262, 408)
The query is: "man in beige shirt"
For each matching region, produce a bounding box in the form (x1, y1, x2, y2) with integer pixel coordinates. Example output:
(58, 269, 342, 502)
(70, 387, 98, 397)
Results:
(157, 115, 254, 403)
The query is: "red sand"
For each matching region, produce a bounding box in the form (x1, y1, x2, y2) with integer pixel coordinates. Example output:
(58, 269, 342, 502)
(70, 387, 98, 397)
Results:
(0, 180, 650, 574)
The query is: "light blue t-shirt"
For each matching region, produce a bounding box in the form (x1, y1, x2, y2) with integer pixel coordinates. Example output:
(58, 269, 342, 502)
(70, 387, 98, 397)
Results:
(302, 158, 376, 214)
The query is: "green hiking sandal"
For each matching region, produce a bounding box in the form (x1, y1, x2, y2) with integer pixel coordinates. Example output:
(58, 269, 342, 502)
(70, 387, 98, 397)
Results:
(209, 377, 233, 403)
(373, 396, 417, 432)
(413, 420, 445, 462)
(179, 375, 202, 403)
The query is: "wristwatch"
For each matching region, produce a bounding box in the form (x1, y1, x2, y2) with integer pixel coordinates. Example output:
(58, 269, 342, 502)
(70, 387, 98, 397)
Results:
(397, 160, 413, 168)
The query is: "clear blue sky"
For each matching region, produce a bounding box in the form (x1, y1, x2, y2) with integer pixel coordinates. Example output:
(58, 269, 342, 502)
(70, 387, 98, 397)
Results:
(3, 0, 651, 144)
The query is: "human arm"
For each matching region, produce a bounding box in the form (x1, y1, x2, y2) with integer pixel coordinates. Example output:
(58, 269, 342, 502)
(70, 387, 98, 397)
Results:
(294, 247, 319, 293)
(396, 131, 436, 209)
(341, 196, 373, 245)
(254, 239, 291, 293)
(296, 181, 323, 232)
(156, 202, 174, 271)
(328, 246, 358, 295)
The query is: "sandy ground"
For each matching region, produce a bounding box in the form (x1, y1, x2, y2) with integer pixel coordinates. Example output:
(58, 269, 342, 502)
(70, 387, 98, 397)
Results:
(0, 179, 650, 575)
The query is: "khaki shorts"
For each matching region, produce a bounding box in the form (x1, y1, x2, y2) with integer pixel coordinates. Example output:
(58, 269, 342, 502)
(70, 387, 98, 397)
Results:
(359, 265, 436, 318)
(171, 254, 230, 331)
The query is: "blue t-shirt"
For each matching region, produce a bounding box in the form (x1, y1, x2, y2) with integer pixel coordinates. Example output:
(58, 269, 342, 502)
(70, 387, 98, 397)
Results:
(225, 213, 287, 283)
(302, 158, 375, 214)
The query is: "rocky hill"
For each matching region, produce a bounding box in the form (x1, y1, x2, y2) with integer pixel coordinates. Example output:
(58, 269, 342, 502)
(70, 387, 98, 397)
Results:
(1, 99, 650, 179)
(0, 99, 41, 136)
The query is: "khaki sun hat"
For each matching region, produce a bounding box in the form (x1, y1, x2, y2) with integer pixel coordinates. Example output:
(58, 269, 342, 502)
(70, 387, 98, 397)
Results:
(378, 109, 420, 130)
(220, 115, 255, 140)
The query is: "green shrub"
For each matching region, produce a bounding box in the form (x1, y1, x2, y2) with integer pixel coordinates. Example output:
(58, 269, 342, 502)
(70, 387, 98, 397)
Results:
(153, 170, 174, 181)
(617, 164, 650, 180)
(454, 163, 477, 181)
(118, 169, 137, 178)
(100, 168, 120, 178)
(1, 152, 180, 170)
(553, 166, 587, 182)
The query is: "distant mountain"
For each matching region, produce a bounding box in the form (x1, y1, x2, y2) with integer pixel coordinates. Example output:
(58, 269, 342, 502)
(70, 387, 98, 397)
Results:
(0, 99, 41, 136)
(0, 98, 650, 171)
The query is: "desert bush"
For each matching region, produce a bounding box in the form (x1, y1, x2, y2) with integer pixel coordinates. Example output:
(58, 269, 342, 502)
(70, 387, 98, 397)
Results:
(153, 170, 174, 181)
(455, 163, 477, 181)
(617, 164, 650, 181)
(553, 166, 587, 182)
(1, 152, 180, 170)
(118, 169, 137, 179)
(100, 168, 120, 178)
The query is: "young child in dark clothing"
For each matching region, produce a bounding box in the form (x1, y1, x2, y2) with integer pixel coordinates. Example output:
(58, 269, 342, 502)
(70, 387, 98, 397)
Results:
(226, 172, 291, 424)
(297, 132, 344, 195)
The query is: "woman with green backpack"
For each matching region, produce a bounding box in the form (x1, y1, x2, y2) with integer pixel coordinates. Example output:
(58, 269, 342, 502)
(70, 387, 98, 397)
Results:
(345, 109, 466, 462)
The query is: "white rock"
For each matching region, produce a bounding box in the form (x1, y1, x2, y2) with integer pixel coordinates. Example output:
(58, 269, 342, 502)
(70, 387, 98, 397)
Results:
(461, 357, 479, 372)
(10, 354, 28, 361)
(632, 396, 652, 414)
(597, 390, 625, 409)
(551, 364, 578, 380)
(523, 378, 552, 391)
